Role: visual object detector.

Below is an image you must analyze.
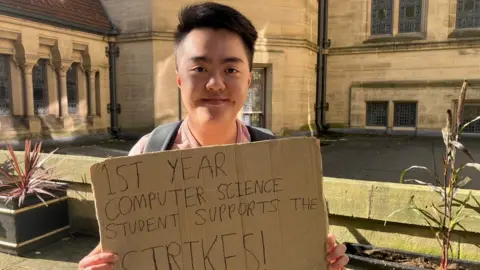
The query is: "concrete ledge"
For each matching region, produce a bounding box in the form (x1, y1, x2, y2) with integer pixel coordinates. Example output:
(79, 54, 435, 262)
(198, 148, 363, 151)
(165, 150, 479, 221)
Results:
(0, 151, 105, 184)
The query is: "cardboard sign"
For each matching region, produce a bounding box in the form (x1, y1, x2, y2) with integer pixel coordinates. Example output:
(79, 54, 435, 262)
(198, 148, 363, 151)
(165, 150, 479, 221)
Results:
(90, 137, 328, 270)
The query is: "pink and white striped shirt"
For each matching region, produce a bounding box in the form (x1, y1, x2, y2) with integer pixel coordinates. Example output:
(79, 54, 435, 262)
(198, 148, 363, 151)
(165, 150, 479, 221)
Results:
(128, 118, 251, 156)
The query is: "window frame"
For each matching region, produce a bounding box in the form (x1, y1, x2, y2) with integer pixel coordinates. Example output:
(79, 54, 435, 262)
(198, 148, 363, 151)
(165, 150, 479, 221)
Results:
(393, 101, 418, 128)
(366, 101, 389, 127)
(242, 67, 267, 128)
(0, 54, 12, 116)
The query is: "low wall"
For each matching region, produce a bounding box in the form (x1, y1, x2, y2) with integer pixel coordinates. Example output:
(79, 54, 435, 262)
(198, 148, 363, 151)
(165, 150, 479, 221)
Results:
(1, 152, 479, 261)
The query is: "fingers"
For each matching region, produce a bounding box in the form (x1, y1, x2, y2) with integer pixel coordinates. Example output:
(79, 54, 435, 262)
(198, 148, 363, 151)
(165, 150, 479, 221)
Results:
(328, 254, 349, 270)
(326, 242, 346, 262)
(79, 253, 118, 270)
(326, 233, 336, 251)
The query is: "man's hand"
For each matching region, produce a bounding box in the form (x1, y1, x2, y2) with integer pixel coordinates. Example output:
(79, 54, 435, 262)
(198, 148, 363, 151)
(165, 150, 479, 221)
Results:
(326, 233, 349, 270)
(78, 243, 118, 270)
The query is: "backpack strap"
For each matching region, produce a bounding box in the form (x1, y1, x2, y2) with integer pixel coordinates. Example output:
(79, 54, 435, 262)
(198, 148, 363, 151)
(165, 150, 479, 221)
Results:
(144, 121, 182, 153)
(247, 125, 276, 141)
(144, 121, 276, 153)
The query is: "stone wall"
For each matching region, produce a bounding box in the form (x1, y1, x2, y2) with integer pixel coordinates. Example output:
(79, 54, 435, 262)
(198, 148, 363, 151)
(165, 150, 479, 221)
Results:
(0, 15, 110, 140)
(101, 0, 319, 135)
(325, 0, 480, 132)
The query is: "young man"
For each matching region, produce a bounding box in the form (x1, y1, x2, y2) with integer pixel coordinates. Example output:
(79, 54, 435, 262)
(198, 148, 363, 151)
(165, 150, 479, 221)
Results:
(78, 2, 348, 270)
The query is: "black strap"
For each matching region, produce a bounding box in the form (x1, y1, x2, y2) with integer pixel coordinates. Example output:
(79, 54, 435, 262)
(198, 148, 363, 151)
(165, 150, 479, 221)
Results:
(144, 121, 275, 153)
(144, 121, 183, 153)
(247, 126, 276, 141)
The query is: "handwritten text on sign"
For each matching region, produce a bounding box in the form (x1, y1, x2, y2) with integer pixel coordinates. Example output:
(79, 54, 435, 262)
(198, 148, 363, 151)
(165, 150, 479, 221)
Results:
(90, 138, 328, 270)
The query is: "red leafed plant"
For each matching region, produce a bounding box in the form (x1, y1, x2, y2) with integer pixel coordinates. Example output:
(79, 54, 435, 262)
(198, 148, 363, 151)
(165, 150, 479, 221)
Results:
(0, 140, 65, 207)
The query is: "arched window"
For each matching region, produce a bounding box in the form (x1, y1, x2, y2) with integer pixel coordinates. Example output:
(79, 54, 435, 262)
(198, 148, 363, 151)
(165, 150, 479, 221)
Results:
(0, 54, 11, 116)
(32, 59, 48, 115)
(67, 63, 78, 114)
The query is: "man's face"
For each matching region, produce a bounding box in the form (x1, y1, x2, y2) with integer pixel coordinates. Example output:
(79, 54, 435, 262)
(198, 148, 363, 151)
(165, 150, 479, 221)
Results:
(175, 28, 252, 128)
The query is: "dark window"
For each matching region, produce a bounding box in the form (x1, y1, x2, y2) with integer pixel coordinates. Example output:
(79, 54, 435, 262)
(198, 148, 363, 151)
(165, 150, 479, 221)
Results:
(461, 104, 480, 133)
(371, 0, 394, 35)
(67, 64, 78, 114)
(243, 68, 266, 128)
(32, 59, 49, 115)
(394, 102, 417, 127)
(399, 0, 423, 33)
(456, 0, 480, 28)
(366, 101, 388, 126)
(0, 55, 11, 116)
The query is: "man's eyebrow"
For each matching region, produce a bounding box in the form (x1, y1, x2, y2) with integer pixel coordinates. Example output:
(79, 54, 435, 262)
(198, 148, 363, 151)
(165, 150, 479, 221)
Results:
(189, 56, 244, 64)
(189, 56, 210, 62)
(223, 57, 244, 64)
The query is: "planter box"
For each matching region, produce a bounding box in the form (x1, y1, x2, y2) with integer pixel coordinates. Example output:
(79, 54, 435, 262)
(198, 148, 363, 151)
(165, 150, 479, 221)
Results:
(345, 242, 480, 270)
(0, 186, 70, 256)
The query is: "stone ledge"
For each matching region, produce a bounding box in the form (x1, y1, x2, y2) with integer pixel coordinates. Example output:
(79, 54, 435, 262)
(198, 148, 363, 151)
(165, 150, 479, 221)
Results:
(325, 38, 480, 55)
(324, 178, 480, 234)
(1, 152, 479, 239)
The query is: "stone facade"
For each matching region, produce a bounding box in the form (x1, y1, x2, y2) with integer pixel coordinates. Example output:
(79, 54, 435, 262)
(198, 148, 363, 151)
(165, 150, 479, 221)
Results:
(0, 15, 110, 140)
(326, 0, 480, 133)
(0, 0, 320, 141)
(102, 0, 320, 135)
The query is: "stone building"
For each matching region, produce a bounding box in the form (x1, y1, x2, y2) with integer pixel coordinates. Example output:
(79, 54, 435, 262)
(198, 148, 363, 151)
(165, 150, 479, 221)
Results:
(326, 0, 480, 135)
(0, 0, 113, 141)
(0, 0, 321, 141)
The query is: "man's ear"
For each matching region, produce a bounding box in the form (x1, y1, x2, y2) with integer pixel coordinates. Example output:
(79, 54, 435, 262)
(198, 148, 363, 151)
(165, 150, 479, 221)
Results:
(176, 70, 182, 87)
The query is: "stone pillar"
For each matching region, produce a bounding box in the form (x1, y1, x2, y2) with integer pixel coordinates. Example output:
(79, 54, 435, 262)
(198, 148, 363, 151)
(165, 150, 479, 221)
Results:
(47, 61, 59, 116)
(56, 63, 73, 129)
(22, 62, 35, 117)
(22, 62, 41, 133)
(88, 70, 97, 116)
(87, 69, 101, 128)
(75, 66, 87, 116)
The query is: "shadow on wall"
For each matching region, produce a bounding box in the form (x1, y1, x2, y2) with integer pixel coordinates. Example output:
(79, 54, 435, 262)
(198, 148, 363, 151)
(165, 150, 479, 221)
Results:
(330, 215, 480, 258)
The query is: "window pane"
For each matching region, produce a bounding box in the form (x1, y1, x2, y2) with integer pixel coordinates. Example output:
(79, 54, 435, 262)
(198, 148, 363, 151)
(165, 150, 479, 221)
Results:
(0, 55, 11, 116)
(394, 102, 417, 127)
(399, 0, 423, 33)
(366, 102, 388, 126)
(462, 105, 480, 133)
(67, 64, 78, 114)
(456, 0, 480, 28)
(243, 68, 266, 127)
(371, 0, 394, 35)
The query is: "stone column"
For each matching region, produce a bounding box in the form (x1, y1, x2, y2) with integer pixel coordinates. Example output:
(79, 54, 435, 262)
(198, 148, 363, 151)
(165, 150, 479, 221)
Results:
(22, 62, 35, 117)
(56, 63, 73, 129)
(56, 64, 69, 117)
(88, 70, 97, 116)
(21, 62, 41, 133)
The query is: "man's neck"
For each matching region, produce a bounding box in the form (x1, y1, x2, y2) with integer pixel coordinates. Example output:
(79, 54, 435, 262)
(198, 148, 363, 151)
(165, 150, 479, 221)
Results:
(187, 118, 238, 146)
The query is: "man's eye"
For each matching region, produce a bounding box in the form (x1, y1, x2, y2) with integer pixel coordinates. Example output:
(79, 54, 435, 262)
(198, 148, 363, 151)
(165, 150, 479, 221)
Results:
(193, 67, 206, 72)
(226, 68, 238, 74)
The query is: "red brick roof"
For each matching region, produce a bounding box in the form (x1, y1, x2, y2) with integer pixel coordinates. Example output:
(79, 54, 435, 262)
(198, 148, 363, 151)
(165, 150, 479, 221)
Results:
(0, 0, 113, 35)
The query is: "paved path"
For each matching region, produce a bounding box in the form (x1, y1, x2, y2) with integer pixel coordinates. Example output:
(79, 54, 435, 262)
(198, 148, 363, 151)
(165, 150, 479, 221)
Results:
(321, 135, 480, 190)
(0, 233, 97, 270)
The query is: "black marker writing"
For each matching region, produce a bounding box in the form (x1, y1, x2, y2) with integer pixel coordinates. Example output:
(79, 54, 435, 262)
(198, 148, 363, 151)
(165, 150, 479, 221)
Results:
(291, 198, 319, 211)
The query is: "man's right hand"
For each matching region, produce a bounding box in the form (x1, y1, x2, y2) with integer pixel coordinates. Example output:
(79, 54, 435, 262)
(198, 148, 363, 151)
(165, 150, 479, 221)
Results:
(78, 243, 118, 270)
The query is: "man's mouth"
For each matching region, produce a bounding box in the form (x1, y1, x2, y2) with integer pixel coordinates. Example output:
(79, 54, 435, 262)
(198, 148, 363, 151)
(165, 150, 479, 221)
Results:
(201, 98, 230, 105)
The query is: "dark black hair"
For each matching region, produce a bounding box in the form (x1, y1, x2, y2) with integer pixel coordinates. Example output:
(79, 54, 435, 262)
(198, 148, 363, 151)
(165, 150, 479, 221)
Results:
(174, 2, 258, 70)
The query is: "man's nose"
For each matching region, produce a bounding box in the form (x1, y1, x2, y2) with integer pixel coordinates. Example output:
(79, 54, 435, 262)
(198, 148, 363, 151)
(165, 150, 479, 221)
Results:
(206, 72, 226, 92)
